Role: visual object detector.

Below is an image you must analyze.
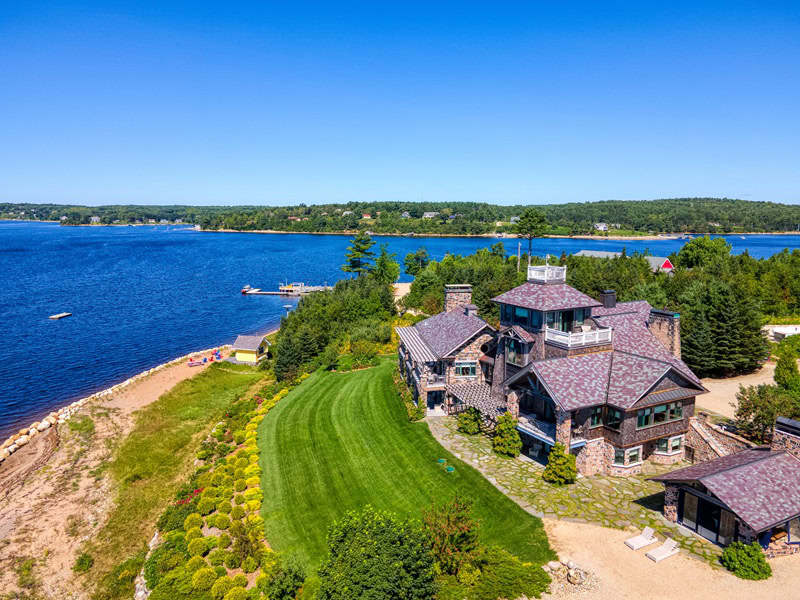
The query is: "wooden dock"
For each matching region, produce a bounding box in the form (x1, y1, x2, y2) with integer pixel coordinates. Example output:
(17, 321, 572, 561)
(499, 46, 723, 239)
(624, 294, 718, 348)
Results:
(49, 312, 72, 320)
(243, 283, 332, 296)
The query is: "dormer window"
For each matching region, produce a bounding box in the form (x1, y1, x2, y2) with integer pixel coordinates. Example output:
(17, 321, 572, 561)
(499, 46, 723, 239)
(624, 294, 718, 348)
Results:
(507, 338, 525, 366)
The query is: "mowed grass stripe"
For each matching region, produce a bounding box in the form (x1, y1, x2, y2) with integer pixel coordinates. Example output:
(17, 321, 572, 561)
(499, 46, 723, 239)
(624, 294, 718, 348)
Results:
(259, 360, 554, 570)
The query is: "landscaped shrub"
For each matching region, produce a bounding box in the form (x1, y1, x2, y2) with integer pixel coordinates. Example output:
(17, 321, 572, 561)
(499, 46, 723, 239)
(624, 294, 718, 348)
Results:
(184, 513, 204, 531)
(232, 573, 248, 587)
(224, 552, 242, 569)
(234, 431, 247, 444)
(721, 542, 772, 580)
(236, 457, 249, 469)
(244, 488, 262, 501)
(246, 476, 260, 487)
(234, 479, 247, 492)
(223, 475, 234, 487)
(208, 549, 227, 566)
(215, 514, 231, 530)
(186, 555, 207, 572)
(144, 544, 187, 589)
(211, 575, 235, 600)
(218, 533, 231, 549)
(197, 498, 216, 516)
(492, 413, 522, 457)
(223, 587, 248, 600)
(217, 500, 232, 514)
(317, 506, 435, 599)
(234, 494, 245, 505)
(192, 567, 219, 590)
(243, 556, 259, 573)
(72, 552, 93, 573)
(246, 499, 261, 512)
(234, 468, 246, 479)
(541, 443, 577, 485)
(266, 555, 307, 600)
(214, 565, 227, 577)
(457, 407, 482, 435)
(185, 526, 203, 541)
(149, 568, 194, 600)
(206, 535, 219, 549)
(244, 464, 261, 477)
(221, 486, 234, 499)
(231, 506, 246, 520)
(188, 537, 209, 557)
(157, 500, 198, 532)
(248, 454, 259, 465)
(421, 496, 480, 575)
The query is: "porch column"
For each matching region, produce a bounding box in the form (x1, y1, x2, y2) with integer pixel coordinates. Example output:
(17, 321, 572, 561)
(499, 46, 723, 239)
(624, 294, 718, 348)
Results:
(555, 408, 571, 447)
(664, 484, 679, 523)
(506, 389, 520, 419)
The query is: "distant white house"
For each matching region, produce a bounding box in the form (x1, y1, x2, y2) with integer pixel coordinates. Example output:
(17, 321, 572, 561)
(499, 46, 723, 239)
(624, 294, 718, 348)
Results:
(60, 216, 68, 221)
(708, 221, 721, 227)
(160, 219, 169, 224)
(90, 216, 101, 224)
(510, 216, 520, 223)
(175, 219, 183, 224)
(422, 211, 439, 219)
(401, 211, 411, 219)
(148, 219, 156, 224)
(113, 219, 120, 224)
(593, 222, 608, 232)
(342, 210, 354, 216)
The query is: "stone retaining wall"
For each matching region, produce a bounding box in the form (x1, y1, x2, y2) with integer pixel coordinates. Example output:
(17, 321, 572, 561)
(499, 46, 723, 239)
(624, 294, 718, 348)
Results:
(0, 345, 231, 466)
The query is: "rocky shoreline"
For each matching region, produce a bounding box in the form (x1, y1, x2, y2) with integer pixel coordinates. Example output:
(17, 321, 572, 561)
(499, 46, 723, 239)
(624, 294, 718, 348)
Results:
(0, 345, 232, 466)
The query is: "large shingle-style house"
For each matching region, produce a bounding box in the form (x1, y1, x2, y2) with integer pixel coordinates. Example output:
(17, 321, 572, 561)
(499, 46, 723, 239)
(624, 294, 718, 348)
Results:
(397, 264, 707, 476)
(650, 417, 800, 557)
(396, 285, 495, 412)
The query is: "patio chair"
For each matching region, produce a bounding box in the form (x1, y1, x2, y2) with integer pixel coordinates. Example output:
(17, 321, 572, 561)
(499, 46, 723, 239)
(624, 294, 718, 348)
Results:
(646, 538, 679, 562)
(624, 526, 657, 550)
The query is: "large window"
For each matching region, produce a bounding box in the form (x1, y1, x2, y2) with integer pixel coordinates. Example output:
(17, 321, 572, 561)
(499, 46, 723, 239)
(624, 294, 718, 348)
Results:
(454, 362, 476, 378)
(656, 436, 683, 454)
(530, 310, 542, 329)
(546, 311, 562, 330)
(501, 304, 513, 323)
(575, 308, 586, 327)
(513, 306, 529, 326)
(637, 401, 684, 429)
(507, 338, 524, 366)
(627, 446, 642, 465)
(605, 407, 622, 430)
(590, 406, 603, 428)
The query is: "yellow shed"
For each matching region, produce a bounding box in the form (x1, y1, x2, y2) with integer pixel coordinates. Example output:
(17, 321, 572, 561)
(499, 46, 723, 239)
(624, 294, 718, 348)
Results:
(232, 334, 271, 364)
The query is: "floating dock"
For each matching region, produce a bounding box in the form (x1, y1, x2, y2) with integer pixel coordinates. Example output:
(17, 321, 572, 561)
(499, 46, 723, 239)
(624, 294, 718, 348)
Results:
(49, 312, 72, 320)
(242, 282, 332, 296)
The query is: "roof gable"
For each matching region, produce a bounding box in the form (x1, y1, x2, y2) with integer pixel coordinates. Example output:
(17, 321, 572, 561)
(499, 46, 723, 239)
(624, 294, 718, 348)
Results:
(232, 334, 269, 351)
(528, 352, 612, 411)
(412, 308, 491, 359)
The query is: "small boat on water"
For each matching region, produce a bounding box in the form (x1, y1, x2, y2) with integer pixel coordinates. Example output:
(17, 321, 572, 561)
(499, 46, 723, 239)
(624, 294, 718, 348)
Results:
(741, 236, 746, 239)
(241, 285, 253, 294)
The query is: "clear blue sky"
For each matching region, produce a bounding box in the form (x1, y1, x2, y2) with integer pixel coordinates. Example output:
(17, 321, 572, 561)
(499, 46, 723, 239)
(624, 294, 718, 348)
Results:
(1, 1, 798, 206)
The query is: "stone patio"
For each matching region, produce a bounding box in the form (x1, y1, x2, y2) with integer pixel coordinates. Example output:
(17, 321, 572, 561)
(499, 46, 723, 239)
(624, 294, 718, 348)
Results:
(427, 416, 724, 566)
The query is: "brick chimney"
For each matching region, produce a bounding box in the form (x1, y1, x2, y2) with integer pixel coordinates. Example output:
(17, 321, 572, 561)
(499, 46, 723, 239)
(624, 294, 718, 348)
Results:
(599, 289, 616, 309)
(649, 309, 681, 358)
(444, 284, 473, 312)
(773, 417, 800, 459)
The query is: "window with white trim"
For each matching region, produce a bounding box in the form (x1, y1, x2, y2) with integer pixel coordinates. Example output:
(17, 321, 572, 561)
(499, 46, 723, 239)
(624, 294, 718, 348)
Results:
(626, 446, 642, 465)
(613, 448, 625, 466)
(656, 435, 684, 455)
(454, 361, 477, 378)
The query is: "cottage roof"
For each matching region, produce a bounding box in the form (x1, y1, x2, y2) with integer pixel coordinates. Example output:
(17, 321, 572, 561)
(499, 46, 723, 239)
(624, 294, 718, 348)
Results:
(592, 300, 652, 320)
(574, 250, 673, 272)
(492, 283, 601, 312)
(396, 307, 492, 363)
(650, 449, 800, 532)
(232, 335, 269, 351)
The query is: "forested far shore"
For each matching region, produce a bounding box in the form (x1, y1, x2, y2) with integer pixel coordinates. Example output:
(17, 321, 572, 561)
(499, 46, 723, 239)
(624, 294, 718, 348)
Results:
(4, 197, 800, 235)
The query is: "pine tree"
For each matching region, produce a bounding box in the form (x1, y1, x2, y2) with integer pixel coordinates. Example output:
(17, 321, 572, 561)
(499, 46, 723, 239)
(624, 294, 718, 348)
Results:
(681, 308, 715, 377)
(341, 232, 376, 276)
(372, 243, 400, 284)
(514, 208, 547, 265)
(775, 350, 800, 392)
(492, 413, 522, 457)
(541, 442, 577, 485)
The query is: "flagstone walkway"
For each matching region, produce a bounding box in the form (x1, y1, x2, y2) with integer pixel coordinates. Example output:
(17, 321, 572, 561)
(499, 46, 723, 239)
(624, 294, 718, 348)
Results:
(428, 416, 724, 566)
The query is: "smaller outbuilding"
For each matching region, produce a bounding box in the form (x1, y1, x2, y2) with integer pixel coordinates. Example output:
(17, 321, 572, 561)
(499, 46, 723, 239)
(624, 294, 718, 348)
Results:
(574, 250, 674, 273)
(231, 334, 271, 364)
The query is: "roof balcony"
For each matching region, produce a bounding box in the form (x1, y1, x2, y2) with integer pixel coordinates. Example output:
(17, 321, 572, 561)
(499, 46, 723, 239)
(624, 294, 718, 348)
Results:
(527, 265, 566, 283)
(545, 325, 613, 348)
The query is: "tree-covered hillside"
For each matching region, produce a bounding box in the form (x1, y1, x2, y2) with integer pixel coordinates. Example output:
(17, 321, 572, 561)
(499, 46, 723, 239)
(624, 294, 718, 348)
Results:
(3, 198, 800, 234)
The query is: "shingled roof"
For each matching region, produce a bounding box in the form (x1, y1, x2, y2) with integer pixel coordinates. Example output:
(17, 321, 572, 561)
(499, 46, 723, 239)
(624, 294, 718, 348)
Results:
(232, 335, 269, 351)
(650, 448, 800, 532)
(492, 283, 601, 312)
(396, 307, 493, 363)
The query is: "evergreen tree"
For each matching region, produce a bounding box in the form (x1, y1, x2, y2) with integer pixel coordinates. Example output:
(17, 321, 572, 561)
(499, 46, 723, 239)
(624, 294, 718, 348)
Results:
(514, 208, 547, 265)
(457, 407, 482, 435)
(492, 413, 522, 457)
(681, 308, 715, 377)
(541, 442, 577, 485)
(403, 248, 430, 277)
(775, 349, 800, 392)
(372, 243, 400, 284)
(342, 232, 376, 276)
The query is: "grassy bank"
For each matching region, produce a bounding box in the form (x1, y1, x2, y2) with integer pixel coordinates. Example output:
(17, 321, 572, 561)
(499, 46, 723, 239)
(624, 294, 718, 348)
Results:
(89, 362, 265, 597)
(258, 359, 554, 570)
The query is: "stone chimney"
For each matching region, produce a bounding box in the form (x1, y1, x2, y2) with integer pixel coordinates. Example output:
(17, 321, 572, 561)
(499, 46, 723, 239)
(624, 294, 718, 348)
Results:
(599, 290, 616, 309)
(649, 309, 681, 358)
(773, 417, 800, 459)
(444, 284, 473, 312)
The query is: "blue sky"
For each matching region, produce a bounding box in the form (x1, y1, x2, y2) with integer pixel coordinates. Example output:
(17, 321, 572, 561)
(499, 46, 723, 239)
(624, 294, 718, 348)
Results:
(1, 1, 798, 206)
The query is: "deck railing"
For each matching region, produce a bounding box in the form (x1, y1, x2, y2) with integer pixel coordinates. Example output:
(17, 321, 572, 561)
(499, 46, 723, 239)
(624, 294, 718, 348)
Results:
(527, 265, 566, 283)
(427, 374, 446, 386)
(545, 326, 612, 348)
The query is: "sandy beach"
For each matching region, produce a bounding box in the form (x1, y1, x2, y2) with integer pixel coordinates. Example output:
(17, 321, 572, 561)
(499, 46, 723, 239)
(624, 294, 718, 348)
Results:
(0, 357, 212, 598)
(544, 519, 799, 600)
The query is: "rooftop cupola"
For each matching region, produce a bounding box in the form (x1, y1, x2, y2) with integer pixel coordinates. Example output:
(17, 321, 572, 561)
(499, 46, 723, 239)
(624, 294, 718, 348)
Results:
(527, 264, 566, 284)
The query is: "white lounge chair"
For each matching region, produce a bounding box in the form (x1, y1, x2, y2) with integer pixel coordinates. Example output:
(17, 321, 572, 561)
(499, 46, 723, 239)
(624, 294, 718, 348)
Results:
(646, 538, 679, 562)
(624, 526, 658, 550)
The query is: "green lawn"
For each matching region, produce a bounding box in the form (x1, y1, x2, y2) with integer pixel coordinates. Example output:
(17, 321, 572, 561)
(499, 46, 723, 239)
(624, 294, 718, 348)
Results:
(258, 360, 554, 570)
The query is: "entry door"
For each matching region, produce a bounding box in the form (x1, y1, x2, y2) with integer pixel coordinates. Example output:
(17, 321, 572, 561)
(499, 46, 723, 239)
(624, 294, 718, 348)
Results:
(697, 500, 722, 543)
(682, 492, 698, 530)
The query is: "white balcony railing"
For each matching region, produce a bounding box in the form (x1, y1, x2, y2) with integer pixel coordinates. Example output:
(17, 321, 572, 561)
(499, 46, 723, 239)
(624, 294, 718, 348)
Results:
(527, 265, 566, 283)
(427, 374, 446, 387)
(545, 326, 612, 348)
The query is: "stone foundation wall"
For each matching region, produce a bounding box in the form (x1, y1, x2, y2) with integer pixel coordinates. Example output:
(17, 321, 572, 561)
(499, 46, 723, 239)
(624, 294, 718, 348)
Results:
(664, 485, 679, 522)
(603, 443, 643, 477)
(574, 438, 605, 476)
(772, 428, 800, 459)
(738, 521, 758, 545)
(764, 539, 800, 559)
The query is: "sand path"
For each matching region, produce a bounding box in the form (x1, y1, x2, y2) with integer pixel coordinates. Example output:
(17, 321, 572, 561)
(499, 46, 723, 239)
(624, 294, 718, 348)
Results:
(698, 362, 776, 419)
(0, 359, 210, 598)
(544, 519, 798, 600)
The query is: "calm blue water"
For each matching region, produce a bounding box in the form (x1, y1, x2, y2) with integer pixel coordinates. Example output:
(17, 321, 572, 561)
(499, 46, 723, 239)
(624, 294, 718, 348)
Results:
(1, 221, 799, 438)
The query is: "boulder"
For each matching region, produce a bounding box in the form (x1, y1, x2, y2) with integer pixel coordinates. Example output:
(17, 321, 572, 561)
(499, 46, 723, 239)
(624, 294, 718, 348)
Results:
(8, 444, 17, 454)
(567, 560, 577, 570)
(1, 439, 10, 450)
(16, 435, 29, 447)
(47, 416, 57, 425)
(567, 569, 587, 585)
(37, 421, 50, 432)
(541, 564, 551, 573)
(18, 427, 29, 436)
(547, 560, 564, 571)
(28, 428, 37, 439)
(1, 449, 8, 460)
